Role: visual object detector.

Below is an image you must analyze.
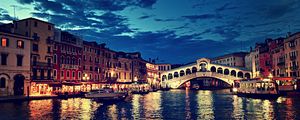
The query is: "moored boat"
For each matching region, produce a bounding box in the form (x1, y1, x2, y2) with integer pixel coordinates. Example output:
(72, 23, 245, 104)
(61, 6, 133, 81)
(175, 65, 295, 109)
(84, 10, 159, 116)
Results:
(85, 88, 128, 101)
(274, 77, 298, 95)
(232, 78, 279, 99)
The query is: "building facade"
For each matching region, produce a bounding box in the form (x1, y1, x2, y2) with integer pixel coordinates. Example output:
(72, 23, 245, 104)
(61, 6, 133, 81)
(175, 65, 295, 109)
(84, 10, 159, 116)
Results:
(0, 32, 31, 96)
(212, 52, 248, 67)
(270, 38, 285, 77)
(284, 32, 300, 78)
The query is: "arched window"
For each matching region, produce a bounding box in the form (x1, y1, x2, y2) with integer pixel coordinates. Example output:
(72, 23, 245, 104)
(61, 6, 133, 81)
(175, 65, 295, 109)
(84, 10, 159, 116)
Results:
(61, 56, 64, 64)
(0, 77, 6, 88)
(53, 54, 57, 64)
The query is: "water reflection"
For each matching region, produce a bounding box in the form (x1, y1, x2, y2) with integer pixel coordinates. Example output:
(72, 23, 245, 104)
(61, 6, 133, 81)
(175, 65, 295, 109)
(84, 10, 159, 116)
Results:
(0, 90, 300, 120)
(232, 95, 245, 119)
(197, 90, 214, 119)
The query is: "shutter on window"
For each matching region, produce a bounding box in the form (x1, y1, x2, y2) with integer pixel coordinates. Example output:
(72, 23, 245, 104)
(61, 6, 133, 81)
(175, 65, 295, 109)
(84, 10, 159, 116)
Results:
(6, 38, 9, 47)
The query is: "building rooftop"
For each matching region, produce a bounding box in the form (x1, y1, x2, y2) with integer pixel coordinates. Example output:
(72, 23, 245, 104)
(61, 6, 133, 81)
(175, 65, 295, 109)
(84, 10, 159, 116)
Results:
(212, 52, 248, 60)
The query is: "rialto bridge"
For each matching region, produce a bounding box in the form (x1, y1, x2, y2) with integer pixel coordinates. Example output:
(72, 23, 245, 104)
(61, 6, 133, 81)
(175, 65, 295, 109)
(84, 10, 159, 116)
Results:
(161, 58, 252, 89)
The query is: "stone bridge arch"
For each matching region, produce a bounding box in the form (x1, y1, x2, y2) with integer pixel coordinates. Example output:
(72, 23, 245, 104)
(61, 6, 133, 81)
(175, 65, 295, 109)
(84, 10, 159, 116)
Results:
(161, 58, 252, 88)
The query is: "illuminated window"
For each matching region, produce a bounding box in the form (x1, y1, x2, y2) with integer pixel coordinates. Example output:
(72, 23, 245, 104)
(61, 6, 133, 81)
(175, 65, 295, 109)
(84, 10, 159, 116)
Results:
(1, 38, 9, 47)
(17, 40, 24, 48)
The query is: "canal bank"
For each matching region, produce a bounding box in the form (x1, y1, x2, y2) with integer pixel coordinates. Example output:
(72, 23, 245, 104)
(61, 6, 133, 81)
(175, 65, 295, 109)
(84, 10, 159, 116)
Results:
(0, 90, 300, 120)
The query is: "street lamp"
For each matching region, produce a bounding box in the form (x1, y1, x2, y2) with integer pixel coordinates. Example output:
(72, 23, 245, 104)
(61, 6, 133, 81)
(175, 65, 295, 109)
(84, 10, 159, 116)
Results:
(134, 76, 138, 82)
(268, 73, 273, 79)
(82, 74, 90, 81)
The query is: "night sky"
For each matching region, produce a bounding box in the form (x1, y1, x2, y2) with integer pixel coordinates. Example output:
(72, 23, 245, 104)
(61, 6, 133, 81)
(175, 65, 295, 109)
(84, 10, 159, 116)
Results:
(1, 0, 300, 64)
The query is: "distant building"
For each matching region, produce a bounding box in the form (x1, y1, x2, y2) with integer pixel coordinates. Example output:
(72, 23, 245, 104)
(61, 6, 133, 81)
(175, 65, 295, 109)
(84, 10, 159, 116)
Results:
(211, 52, 248, 67)
(0, 32, 31, 96)
(146, 63, 159, 87)
(156, 63, 171, 84)
(269, 38, 285, 77)
(245, 47, 258, 78)
(116, 52, 134, 83)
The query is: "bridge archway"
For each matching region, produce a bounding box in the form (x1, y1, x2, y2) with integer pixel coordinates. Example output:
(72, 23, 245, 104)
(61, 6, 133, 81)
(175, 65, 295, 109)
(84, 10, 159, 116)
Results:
(237, 71, 243, 78)
(174, 72, 179, 78)
(217, 67, 223, 74)
(224, 69, 229, 75)
(176, 76, 233, 89)
(210, 66, 216, 72)
(162, 75, 167, 81)
(245, 73, 251, 79)
(186, 69, 191, 75)
(192, 67, 197, 73)
(199, 63, 207, 72)
(168, 73, 173, 79)
(180, 70, 185, 76)
(231, 70, 236, 77)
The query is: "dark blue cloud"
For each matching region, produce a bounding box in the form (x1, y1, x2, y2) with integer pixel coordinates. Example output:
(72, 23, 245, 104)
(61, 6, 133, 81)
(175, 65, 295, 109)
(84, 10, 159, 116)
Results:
(182, 14, 222, 22)
(0, 8, 14, 21)
(154, 18, 178, 22)
(215, 2, 237, 12)
(138, 15, 152, 19)
(2, 0, 300, 64)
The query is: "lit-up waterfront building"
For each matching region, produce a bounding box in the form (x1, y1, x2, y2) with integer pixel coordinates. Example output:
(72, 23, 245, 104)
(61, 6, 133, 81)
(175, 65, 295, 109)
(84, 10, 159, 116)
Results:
(0, 32, 31, 96)
(146, 63, 159, 87)
(52, 30, 84, 93)
(0, 18, 55, 95)
(284, 32, 300, 78)
(0, 18, 164, 96)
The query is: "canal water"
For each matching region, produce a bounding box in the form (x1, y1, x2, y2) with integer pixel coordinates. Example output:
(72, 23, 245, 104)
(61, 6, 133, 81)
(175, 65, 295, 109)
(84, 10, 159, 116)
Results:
(0, 89, 300, 120)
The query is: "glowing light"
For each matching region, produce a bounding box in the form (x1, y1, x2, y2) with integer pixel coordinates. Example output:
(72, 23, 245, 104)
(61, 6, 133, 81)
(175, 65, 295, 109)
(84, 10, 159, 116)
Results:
(232, 88, 238, 92)
(268, 73, 273, 79)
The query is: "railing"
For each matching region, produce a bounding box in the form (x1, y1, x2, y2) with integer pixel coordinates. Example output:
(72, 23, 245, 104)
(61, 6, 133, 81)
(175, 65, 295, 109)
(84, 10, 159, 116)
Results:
(277, 61, 285, 66)
(290, 56, 297, 61)
(290, 65, 299, 70)
(61, 64, 79, 69)
(164, 71, 243, 88)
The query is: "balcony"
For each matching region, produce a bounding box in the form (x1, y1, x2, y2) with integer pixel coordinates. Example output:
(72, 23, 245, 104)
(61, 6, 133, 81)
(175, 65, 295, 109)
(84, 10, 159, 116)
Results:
(277, 61, 285, 66)
(33, 62, 53, 68)
(290, 56, 297, 61)
(290, 65, 299, 70)
(61, 64, 79, 69)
